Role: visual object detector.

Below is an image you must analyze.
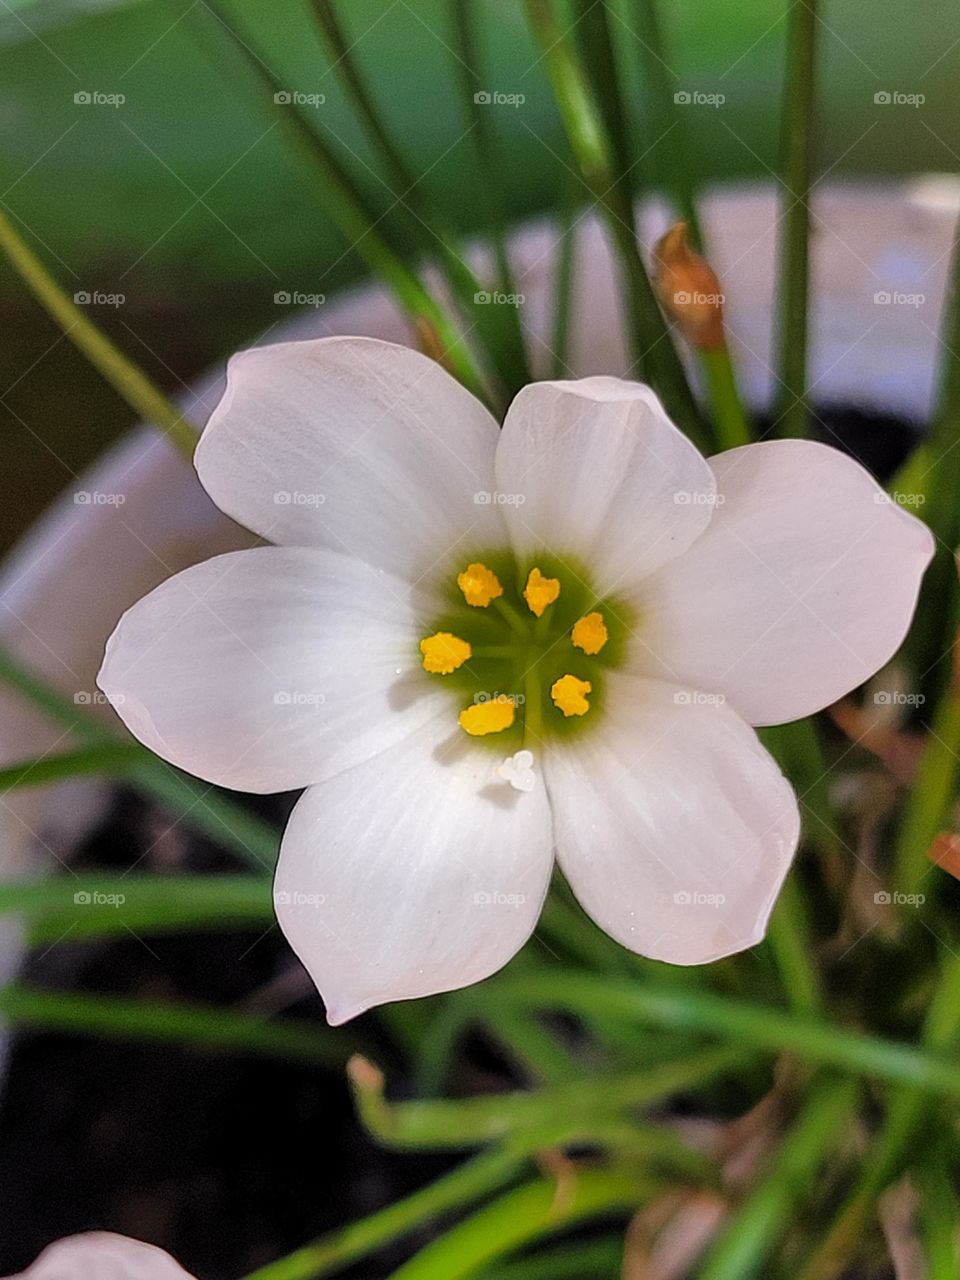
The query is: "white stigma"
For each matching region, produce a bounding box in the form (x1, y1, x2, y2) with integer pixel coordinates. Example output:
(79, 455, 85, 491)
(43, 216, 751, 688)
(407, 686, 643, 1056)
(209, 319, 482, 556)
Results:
(497, 749, 536, 792)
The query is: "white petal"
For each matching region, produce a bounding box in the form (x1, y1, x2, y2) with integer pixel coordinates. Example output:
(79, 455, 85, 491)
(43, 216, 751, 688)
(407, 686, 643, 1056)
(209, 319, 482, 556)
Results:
(195, 337, 504, 580)
(494, 377, 716, 594)
(98, 547, 444, 794)
(274, 721, 554, 1023)
(9, 1234, 193, 1279)
(546, 675, 799, 965)
(636, 440, 934, 725)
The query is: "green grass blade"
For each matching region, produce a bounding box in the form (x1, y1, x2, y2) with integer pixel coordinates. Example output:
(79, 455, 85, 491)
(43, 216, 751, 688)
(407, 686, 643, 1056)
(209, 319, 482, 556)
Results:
(0, 208, 197, 460)
(0, 984, 345, 1065)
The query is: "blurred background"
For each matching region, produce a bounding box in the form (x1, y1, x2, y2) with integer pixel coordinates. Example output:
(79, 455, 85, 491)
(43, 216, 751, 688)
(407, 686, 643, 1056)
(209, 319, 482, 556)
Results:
(2, 0, 959, 547)
(2, 2, 960, 1277)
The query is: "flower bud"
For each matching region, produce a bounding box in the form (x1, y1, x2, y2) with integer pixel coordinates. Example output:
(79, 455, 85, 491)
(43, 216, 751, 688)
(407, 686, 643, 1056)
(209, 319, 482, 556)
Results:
(653, 222, 726, 351)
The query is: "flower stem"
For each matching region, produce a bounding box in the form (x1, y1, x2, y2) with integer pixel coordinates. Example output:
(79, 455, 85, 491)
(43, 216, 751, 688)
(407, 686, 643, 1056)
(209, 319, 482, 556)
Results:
(893, 673, 960, 896)
(525, 0, 707, 448)
(700, 344, 752, 450)
(0, 208, 197, 460)
(773, 0, 818, 438)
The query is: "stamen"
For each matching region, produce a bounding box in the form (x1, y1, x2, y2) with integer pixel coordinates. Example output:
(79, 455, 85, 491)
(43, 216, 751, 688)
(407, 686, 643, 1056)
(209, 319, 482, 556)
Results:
(572, 611, 608, 655)
(551, 674, 592, 717)
(459, 697, 516, 736)
(419, 632, 471, 674)
(497, 749, 536, 792)
(523, 567, 560, 618)
(457, 562, 504, 607)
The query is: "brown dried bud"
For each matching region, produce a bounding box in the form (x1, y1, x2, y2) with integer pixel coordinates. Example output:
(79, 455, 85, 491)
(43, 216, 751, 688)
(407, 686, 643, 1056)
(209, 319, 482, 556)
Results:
(653, 222, 726, 351)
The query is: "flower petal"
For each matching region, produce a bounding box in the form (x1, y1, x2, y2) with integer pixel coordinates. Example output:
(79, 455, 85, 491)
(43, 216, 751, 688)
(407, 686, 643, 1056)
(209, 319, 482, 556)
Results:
(10, 1234, 193, 1279)
(546, 675, 799, 965)
(274, 721, 554, 1023)
(494, 377, 716, 594)
(98, 547, 445, 794)
(636, 440, 935, 725)
(195, 337, 504, 580)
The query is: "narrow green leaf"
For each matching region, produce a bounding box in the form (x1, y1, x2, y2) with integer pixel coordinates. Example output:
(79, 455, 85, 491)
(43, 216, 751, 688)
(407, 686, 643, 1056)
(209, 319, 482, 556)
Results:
(0, 984, 344, 1065)
(0, 207, 197, 460)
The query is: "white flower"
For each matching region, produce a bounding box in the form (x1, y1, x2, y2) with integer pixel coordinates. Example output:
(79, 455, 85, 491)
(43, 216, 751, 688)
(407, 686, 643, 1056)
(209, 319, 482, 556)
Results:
(97, 338, 933, 1023)
(7, 1233, 193, 1278)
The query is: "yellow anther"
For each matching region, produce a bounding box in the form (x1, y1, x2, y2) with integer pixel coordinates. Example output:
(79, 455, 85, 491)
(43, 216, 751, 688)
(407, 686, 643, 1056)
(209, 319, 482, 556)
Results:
(523, 567, 561, 618)
(571, 611, 608, 656)
(420, 632, 472, 675)
(459, 697, 516, 736)
(551, 674, 592, 718)
(457, 562, 503, 607)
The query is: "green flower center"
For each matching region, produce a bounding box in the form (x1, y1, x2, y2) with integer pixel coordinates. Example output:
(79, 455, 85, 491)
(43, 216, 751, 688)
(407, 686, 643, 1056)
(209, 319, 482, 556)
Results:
(418, 551, 634, 751)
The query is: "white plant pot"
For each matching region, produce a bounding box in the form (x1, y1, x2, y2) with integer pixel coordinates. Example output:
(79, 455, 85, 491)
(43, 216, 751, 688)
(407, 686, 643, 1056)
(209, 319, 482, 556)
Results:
(0, 177, 956, 1055)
